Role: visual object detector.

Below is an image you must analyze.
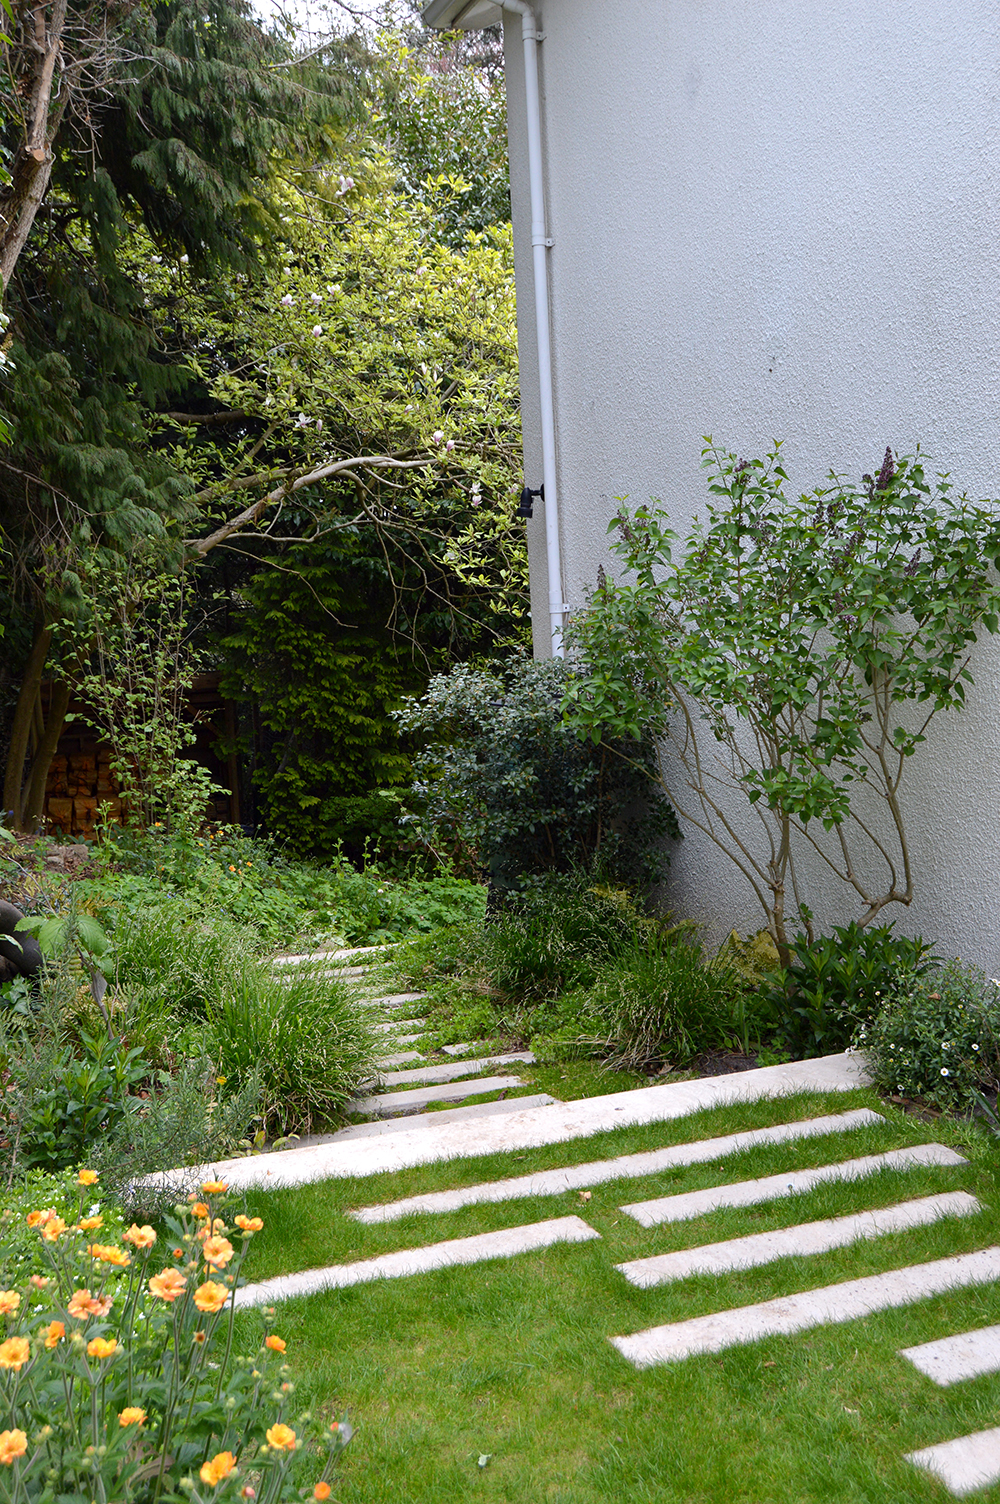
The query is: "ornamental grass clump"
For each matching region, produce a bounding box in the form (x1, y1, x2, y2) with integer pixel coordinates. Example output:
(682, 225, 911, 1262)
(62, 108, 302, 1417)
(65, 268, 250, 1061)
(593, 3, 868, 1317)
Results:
(0, 1170, 350, 1503)
(856, 960, 1000, 1111)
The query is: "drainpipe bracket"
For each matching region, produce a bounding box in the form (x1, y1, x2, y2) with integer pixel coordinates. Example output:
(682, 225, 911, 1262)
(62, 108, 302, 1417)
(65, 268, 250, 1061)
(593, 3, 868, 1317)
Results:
(532, 235, 554, 247)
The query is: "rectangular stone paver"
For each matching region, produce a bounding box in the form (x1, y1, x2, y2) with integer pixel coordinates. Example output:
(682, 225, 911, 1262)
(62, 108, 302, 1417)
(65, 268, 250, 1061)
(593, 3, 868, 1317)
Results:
(900, 1323, 1000, 1386)
(365, 993, 427, 1009)
(234, 1215, 600, 1308)
(325, 1094, 559, 1141)
(616, 1192, 981, 1287)
(376, 1053, 535, 1088)
(611, 1247, 1000, 1368)
(905, 1427, 1000, 1497)
(348, 1075, 529, 1117)
(149, 1051, 871, 1192)
(622, 1144, 967, 1226)
(372, 1019, 424, 1035)
(348, 1109, 884, 1224)
(376, 1052, 425, 1068)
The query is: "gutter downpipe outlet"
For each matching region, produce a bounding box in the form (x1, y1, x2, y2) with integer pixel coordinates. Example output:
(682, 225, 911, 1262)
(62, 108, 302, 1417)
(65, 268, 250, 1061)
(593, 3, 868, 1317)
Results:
(501, 0, 566, 657)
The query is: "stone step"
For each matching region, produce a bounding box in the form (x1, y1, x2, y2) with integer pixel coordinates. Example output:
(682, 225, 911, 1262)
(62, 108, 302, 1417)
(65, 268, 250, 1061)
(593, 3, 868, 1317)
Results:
(611, 1246, 1000, 1368)
(364, 993, 427, 1010)
(348, 1075, 530, 1117)
(234, 1214, 600, 1308)
(621, 1143, 967, 1227)
(156, 1051, 870, 1193)
(347, 1108, 884, 1225)
(376, 1051, 426, 1068)
(441, 1042, 475, 1056)
(372, 1052, 535, 1089)
(905, 1427, 1000, 1496)
(319, 1094, 559, 1142)
(616, 1192, 981, 1288)
(900, 1322, 1000, 1387)
(372, 1019, 425, 1035)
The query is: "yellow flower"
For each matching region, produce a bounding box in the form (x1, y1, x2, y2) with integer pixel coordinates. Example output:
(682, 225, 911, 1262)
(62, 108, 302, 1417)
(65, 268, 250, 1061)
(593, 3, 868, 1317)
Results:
(264, 1335, 286, 1354)
(193, 1281, 228, 1313)
(313, 1484, 331, 1501)
(149, 1269, 187, 1302)
(0, 1292, 20, 1317)
(86, 1337, 118, 1360)
(123, 1224, 157, 1250)
(0, 1338, 30, 1370)
(77, 1169, 99, 1186)
(43, 1321, 64, 1349)
(200, 1451, 236, 1486)
(87, 1243, 130, 1267)
(202, 1236, 234, 1269)
(201, 1181, 228, 1195)
(265, 1424, 296, 1452)
(0, 1430, 27, 1465)
(41, 1216, 66, 1243)
(234, 1215, 263, 1233)
(78, 1215, 103, 1232)
(119, 1408, 146, 1427)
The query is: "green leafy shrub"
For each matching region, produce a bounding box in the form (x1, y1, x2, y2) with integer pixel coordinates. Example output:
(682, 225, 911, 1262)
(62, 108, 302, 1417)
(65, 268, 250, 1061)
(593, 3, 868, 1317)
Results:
(0, 1177, 350, 1502)
(764, 922, 935, 1058)
(857, 960, 1000, 1110)
(397, 658, 679, 897)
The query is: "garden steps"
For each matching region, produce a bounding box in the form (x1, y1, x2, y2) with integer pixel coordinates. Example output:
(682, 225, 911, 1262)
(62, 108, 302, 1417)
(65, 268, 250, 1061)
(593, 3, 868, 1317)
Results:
(346, 1074, 534, 1117)
(370, 1051, 536, 1089)
(263, 1094, 560, 1148)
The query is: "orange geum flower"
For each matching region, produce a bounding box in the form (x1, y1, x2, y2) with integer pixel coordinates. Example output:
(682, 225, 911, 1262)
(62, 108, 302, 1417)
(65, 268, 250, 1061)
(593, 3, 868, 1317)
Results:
(313, 1484, 331, 1501)
(87, 1243, 130, 1267)
(0, 1337, 30, 1370)
(77, 1169, 99, 1186)
(202, 1236, 234, 1269)
(201, 1181, 228, 1195)
(41, 1216, 66, 1243)
(123, 1224, 157, 1250)
(191, 1202, 210, 1220)
(149, 1268, 187, 1302)
(0, 1430, 27, 1465)
(264, 1335, 286, 1354)
(193, 1281, 228, 1314)
(67, 1289, 95, 1319)
(43, 1321, 64, 1349)
(119, 1408, 146, 1427)
(234, 1215, 263, 1233)
(86, 1337, 118, 1360)
(28, 1276, 48, 1290)
(200, 1451, 236, 1487)
(192, 1330, 207, 1344)
(25, 1211, 44, 1229)
(0, 1292, 20, 1317)
(78, 1216, 103, 1232)
(265, 1424, 296, 1452)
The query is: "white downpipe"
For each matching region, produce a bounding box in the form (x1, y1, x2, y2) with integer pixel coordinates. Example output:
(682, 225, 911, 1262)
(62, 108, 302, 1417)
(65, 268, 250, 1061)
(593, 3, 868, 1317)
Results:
(502, 0, 566, 657)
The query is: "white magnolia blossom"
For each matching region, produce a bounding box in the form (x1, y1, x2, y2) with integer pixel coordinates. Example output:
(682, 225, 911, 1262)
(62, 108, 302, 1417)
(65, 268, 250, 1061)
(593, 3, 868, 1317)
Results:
(311, 325, 323, 337)
(310, 292, 323, 304)
(280, 294, 294, 307)
(432, 430, 444, 443)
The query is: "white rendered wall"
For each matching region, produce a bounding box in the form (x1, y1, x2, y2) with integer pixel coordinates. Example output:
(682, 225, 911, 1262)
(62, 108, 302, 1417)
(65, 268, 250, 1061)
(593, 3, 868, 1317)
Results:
(504, 0, 1000, 965)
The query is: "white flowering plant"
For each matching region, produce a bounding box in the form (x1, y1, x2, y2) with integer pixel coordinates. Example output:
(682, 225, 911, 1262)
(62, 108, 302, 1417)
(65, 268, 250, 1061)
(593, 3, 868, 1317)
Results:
(0, 1172, 349, 1503)
(855, 960, 1000, 1110)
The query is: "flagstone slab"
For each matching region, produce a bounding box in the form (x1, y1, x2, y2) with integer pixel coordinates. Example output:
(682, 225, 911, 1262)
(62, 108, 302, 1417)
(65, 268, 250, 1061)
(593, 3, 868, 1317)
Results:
(234, 1215, 600, 1307)
(375, 1053, 535, 1088)
(376, 1052, 426, 1068)
(372, 1019, 425, 1035)
(364, 993, 427, 1009)
(348, 1075, 530, 1116)
(611, 1247, 1000, 1368)
(150, 1051, 870, 1191)
(441, 1042, 475, 1056)
(616, 1192, 981, 1287)
(622, 1143, 967, 1226)
(905, 1427, 1000, 1497)
(349, 1108, 884, 1224)
(900, 1323, 1000, 1387)
(323, 1095, 559, 1141)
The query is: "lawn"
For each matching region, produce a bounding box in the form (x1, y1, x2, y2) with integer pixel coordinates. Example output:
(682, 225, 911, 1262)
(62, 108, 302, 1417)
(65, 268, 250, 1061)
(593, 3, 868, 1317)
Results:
(232, 1086, 1000, 1503)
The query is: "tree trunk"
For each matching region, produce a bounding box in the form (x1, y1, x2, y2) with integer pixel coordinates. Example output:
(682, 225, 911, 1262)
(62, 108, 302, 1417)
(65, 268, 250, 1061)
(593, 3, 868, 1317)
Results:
(0, 0, 69, 291)
(2, 619, 53, 828)
(22, 678, 70, 829)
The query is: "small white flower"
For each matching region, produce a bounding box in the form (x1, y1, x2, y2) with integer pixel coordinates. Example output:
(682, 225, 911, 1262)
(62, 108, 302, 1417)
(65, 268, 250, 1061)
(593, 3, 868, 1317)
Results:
(179, 253, 189, 265)
(404, 404, 413, 412)
(311, 291, 323, 304)
(315, 419, 322, 431)
(973, 1043, 980, 1051)
(432, 430, 444, 443)
(295, 412, 311, 428)
(264, 395, 274, 406)
(280, 294, 294, 307)
(445, 439, 455, 451)
(312, 325, 323, 337)
(940, 1067, 950, 1077)
(151, 255, 162, 264)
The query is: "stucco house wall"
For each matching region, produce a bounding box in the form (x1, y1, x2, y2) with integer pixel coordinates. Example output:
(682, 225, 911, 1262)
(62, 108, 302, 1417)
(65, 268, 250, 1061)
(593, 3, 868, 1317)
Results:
(434, 0, 1000, 968)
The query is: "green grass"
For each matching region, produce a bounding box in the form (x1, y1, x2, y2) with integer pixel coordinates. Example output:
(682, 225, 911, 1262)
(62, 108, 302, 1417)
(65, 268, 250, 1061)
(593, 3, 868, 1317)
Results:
(229, 1088, 1000, 1502)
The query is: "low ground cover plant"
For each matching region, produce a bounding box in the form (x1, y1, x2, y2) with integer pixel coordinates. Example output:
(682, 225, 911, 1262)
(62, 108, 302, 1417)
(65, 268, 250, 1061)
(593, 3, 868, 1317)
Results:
(0, 1171, 349, 1502)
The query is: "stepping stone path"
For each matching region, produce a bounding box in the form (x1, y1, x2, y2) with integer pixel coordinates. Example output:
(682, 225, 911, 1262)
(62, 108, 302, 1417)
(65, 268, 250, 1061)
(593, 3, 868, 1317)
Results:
(177, 944, 1000, 1495)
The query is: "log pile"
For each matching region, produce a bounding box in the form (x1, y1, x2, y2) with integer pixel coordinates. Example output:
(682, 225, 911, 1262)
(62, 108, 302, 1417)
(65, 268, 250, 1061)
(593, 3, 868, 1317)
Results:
(44, 743, 124, 838)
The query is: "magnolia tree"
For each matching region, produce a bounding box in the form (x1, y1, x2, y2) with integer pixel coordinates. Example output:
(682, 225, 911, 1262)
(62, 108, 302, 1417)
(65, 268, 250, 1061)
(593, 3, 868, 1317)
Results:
(564, 443, 1000, 963)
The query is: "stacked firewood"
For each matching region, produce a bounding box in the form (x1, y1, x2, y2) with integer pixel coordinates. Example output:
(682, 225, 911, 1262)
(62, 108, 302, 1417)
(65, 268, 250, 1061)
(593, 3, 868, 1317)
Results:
(45, 746, 125, 838)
